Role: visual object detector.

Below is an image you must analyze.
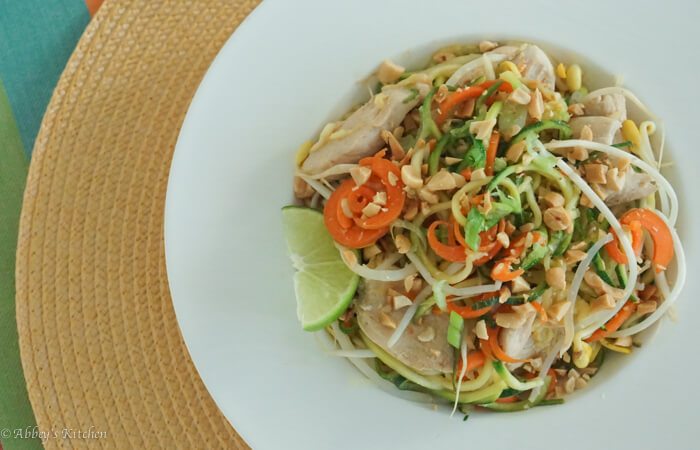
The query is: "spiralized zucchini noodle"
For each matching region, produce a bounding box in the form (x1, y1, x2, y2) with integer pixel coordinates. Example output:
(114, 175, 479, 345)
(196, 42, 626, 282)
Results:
(288, 40, 686, 414)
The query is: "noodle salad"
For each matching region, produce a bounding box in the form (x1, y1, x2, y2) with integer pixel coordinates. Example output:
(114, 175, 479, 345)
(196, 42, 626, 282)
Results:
(284, 41, 685, 414)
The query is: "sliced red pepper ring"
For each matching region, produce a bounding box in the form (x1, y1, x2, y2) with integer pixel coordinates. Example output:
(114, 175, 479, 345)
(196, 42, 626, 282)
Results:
(347, 185, 375, 214)
(324, 179, 389, 248)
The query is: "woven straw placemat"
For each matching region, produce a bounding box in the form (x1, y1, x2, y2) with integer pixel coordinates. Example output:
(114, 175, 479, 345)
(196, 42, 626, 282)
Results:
(15, 0, 259, 448)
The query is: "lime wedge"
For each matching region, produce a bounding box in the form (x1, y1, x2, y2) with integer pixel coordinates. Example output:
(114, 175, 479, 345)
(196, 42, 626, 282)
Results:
(282, 206, 359, 331)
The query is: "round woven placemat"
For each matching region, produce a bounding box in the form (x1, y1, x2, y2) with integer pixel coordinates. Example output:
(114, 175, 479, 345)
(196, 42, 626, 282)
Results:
(15, 0, 259, 448)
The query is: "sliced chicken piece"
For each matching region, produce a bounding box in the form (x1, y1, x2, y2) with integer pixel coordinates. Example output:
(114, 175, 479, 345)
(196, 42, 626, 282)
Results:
(569, 116, 621, 145)
(512, 44, 555, 90)
(446, 46, 519, 87)
(356, 280, 453, 375)
(499, 311, 537, 370)
(583, 93, 626, 121)
(300, 83, 429, 175)
(603, 170, 657, 206)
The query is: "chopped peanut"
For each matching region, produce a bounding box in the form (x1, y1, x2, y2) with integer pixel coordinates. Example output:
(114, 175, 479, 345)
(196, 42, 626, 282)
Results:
(511, 276, 531, 294)
(496, 231, 510, 248)
(403, 274, 416, 293)
(418, 188, 439, 204)
(508, 86, 531, 105)
(401, 165, 423, 189)
(567, 146, 589, 162)
(579, 194, 594, 208)
(637, 301, 657, 315)
(498, 287, 511, 304)
(379, 311, 397, 329)
(542, 191, 565, 208)
(528, 88, 544, 120)
(426, 169, 457, 191)
(564, 375, 576, 394)
(470, 119, 497, 141)
(565, 249, 587, 265)
(548, 301, 571, 322)
(584, 271, 625, 299)
(512, 302, 536, 315)
(363, 244, 382, 260)
(616, 157, 631, 173)
(470, 168, 487, 181)
(606, 167, 625, 192)
(496, 312, 528, 329)
(591, 183, 609, 200)
(394, 234, 411, 254)
(590, 293, 615, 313)
(506, 141, 527, 163)
(350, 166, 372, 187)
(362, 202, 382, 218)
(543, 206, 572, 232)
(584, 163, 608, 184)
(546, 267, 567, 290)
(392, 295, 413, 310)
(568, 103, 585, 116)
(376, 60, 405, 84)
(403, 200, 418, 221)
(387, 171, 399, 187)
(372, 191, 387, 206)
(452, 172, 466, 188)
(475, 320, 489, 340)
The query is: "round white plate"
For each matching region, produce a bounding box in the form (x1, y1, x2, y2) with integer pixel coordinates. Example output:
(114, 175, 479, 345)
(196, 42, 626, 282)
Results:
(165, 1, 699, 448)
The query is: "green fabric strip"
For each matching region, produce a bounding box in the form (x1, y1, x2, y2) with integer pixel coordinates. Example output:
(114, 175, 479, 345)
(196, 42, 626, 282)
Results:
(0, 80, 41, 449)
(0, 0, 90, 156)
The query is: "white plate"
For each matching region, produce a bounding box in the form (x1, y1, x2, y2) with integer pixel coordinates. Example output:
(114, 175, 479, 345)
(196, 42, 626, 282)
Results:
(165, 1, 699, 448)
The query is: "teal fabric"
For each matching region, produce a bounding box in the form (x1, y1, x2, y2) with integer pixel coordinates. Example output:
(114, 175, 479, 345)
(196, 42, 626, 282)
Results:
(0, 0, 90, 156)
(0, 80, 39, 450)
(0, 1, 92, 448)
